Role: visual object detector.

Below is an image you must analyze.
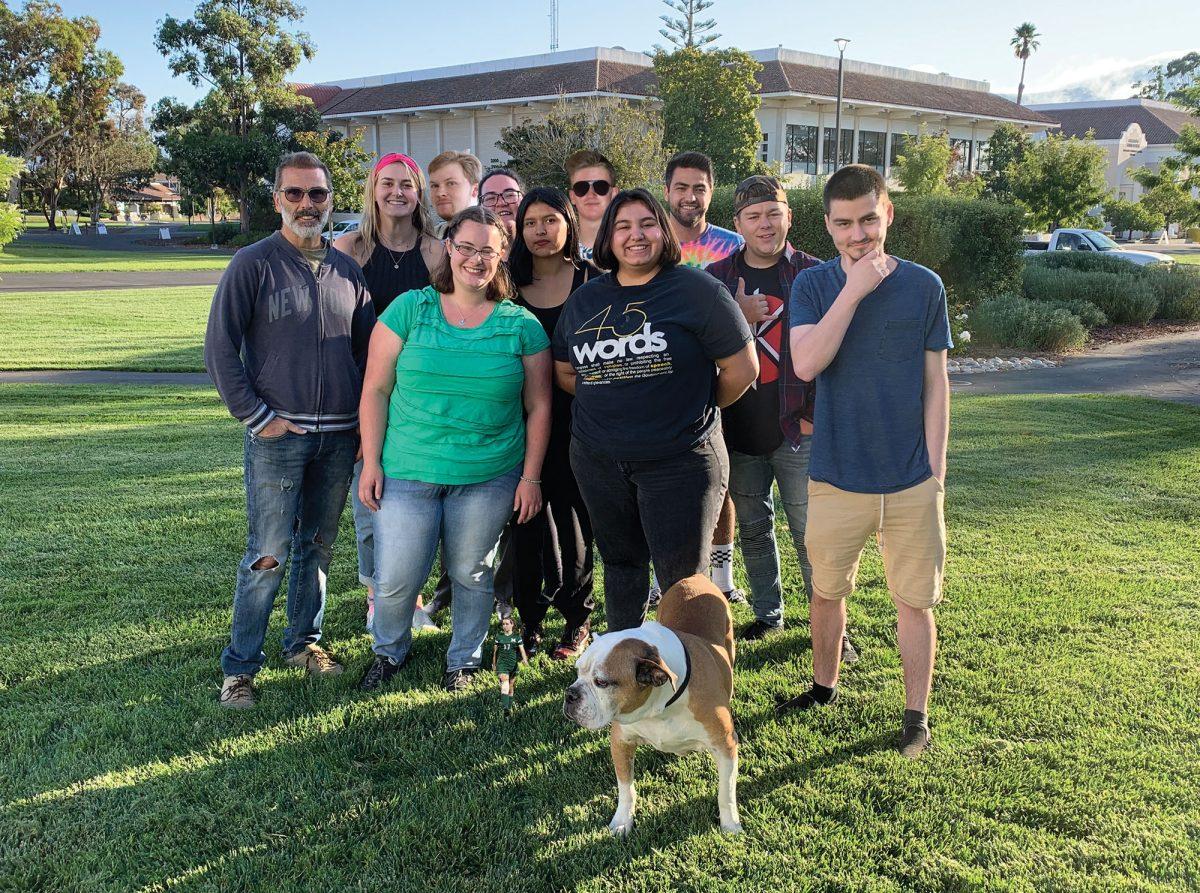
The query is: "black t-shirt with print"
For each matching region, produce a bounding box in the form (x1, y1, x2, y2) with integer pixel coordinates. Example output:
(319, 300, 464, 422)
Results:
(721, 260, 788, 456)
(552, 263, 752, 461)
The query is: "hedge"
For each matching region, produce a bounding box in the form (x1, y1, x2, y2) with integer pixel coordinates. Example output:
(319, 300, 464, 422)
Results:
(1025, 253, 1200, 322)
(1144, 265, 1200, 321)
(969, 295, 1088, 352)
(707, 186, 1024, 303)
(1022, 266, 1159, 325)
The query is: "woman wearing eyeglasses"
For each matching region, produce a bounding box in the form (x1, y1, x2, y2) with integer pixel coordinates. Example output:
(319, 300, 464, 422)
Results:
(357, 207, 552, 693)
(477, 168, 525, 253)
(565, 150, 616, 264)
(507, 188, 601, 662)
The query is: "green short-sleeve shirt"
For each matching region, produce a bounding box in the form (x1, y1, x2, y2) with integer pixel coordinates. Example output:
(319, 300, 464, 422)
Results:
(378, 286, 550, 485)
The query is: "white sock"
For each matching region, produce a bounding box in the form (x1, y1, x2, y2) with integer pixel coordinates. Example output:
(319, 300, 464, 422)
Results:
(710, 544, 734, 592)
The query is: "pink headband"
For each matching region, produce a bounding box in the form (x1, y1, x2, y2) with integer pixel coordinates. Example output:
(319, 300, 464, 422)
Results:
(374, 152, 420, 177)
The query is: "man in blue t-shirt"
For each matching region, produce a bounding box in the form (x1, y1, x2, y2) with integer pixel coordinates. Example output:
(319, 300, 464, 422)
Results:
(777, 165, 952, 759)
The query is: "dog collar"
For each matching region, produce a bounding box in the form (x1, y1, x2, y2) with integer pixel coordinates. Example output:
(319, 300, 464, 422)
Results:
(662, 635, 692, 708)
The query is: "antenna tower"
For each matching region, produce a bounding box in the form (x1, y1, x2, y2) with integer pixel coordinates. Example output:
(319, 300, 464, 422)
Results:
(549, 0, 560, 52)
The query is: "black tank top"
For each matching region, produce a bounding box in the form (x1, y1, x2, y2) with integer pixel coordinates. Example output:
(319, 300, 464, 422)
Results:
(361, 239, 431, 314)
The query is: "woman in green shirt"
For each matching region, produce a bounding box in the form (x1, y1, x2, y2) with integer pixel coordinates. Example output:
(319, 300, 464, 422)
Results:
(357, 206, 552, 692)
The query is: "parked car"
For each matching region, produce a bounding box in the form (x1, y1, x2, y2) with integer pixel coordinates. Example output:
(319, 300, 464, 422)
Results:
(1022, 229, 1174, 267)
(330, 218, 359, 238)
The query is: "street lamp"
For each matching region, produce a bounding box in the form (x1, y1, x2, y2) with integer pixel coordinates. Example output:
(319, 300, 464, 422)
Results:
(834, 38, 850, 172)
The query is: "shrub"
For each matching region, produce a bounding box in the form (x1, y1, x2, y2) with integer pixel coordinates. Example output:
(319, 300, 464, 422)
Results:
(1026, 251, 1143, 276)
(1145, 265, 1200, 321)
(229, 230, 273, 249)
(1034, 298, 1108, 329)
(204, 222, 242, 245)
(970, 295, 1087, 352)
(1187, 227, 1200, 243)
(1022, 266, 1158, 325)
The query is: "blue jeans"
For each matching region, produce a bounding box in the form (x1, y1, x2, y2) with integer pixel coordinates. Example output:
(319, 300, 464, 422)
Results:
(221, 430, 357, 676)
(350, 459, 375, 588)
(727, 437, 813, 627)
(370, 465, 520, 671)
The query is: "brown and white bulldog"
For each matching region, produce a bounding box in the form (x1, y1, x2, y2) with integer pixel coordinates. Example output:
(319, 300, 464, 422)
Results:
(563, 575, 741, 834)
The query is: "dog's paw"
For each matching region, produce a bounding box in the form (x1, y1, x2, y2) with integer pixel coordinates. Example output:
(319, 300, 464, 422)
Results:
(720, 821, 744, 835)
(608, 815, 634, 836)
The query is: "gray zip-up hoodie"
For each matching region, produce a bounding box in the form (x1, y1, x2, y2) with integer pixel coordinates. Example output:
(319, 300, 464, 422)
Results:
(204, 231, 375, 434)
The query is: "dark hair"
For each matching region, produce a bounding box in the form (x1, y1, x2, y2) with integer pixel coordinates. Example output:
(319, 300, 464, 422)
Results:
(274, 151, 331, 190)
(565, 149, 616, 183)
(430, 206, 515, 302)
(593, 188, 681, 273)
(665, 151, 715, 187)
(508, 187, 581, 288)
(823, 164, 888, 214)
(478, 167, 526, 198)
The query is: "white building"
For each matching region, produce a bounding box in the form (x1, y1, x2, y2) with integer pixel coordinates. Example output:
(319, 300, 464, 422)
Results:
(298, 46, 1054, 185)
(1029, 99, 1200, 201)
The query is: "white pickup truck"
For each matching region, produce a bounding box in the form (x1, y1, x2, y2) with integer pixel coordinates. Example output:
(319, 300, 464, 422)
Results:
(1023, 229, 1174, 266)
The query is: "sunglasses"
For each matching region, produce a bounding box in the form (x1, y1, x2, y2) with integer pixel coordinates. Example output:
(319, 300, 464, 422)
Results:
(571, 179, 612, 198)
(277, 187, 331, 204)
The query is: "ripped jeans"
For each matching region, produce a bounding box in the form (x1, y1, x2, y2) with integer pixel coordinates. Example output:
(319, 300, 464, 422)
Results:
(220, 429, 357, 677)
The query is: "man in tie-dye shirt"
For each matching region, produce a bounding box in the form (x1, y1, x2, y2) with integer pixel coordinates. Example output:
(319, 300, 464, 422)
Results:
(665, 151, 745, 270)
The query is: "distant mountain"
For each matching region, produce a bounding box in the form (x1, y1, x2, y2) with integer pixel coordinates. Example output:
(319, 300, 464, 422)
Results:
(997, 53, 1180, 104)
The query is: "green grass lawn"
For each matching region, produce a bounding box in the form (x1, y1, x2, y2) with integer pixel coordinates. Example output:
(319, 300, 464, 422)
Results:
(0, 287, 210, 371)
(0, 243, 232, 273)
(1169, 253, 1200, 265)
(1, 386, 1198, 891)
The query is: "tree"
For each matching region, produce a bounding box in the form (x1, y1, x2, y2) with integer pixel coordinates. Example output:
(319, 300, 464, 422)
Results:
(497, 96, 668, 192)
(1132, 174, 1200, 234)
(980, 122, 1030, 203)
(1009, 132, 1109, 231)
(1102, 197, 1164, 240)
(656, 0, 719, 50)
(892, 129, 954, 195)
(0, 143, 25, 251)
(154, 0, 316, 232)
(1011, 22, 1041, 106)
(73, 84, 158, 225)
(654, 46, 766, 183)
(1134, 52, 1200, 105)
(292, 127, 372, 212)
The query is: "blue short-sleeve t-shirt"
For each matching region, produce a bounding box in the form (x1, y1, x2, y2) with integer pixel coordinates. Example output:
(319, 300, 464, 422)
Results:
(789, 257, 952, 494)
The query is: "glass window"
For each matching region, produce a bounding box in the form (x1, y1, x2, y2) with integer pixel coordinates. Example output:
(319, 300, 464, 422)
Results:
(858, 130, 885, 172)
(785, 124, 818, 175)
(889, 133, 913, 167)
(975, 140, 990, 172)
(822, 127, 853, 173)
(1055, 232, 1086, 251)
(760, 131, 769, 163)
(950, 138, 972, 175)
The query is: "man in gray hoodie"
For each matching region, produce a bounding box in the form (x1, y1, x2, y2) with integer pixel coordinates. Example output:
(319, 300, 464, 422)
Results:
(205, 151, 375, 708)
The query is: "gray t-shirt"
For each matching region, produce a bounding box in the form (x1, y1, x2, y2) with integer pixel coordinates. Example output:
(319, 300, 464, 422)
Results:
(789, 257, 952, 494)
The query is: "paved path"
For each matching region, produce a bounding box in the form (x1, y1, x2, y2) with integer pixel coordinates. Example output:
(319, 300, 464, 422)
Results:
(0, 270, 224, 292)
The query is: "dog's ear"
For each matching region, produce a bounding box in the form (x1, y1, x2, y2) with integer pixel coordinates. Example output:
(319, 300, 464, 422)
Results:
(635, 646, 678, 690)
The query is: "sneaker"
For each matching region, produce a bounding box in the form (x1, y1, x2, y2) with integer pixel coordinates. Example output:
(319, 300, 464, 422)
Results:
(282, 643, 344, 677)
(359, 654, 406, 691)
(411, 605, 439, 633)
(442, 668, 479, 692)
(898, 722, 932, 759)
(219, 674, 257, 709)
(523, 628, 544, 659)
(647, 586, 662, 608)
(723, 588, 748, 605)
(775, 685, 839, 716)
(840, 635, 860, 665)
(741, 620, 782, 641)
(552, 620, 591, 661)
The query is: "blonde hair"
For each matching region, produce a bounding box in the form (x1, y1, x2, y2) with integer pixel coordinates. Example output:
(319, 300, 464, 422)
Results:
(428, 150, 482, 185)
(357, 158, 434, 257)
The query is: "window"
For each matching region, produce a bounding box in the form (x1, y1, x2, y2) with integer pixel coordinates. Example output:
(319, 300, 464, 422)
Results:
(889, 133, 913, 168)
(858, 130, 885, 172)
(950, 138, 972, 175)
(822, 127, 853, 172)
(975, 140, 990, 172)
(785, 124, 818, 175)
(760, 131, 769, 163)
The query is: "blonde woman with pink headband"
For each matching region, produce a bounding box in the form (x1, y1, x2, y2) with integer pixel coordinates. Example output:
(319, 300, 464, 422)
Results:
(336, 152, 443, 632)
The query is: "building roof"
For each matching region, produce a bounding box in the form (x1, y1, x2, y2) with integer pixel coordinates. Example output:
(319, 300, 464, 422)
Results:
(118, 181, 181, 203)
(303, 46, 1052, 126)
(1031, 99, 1200, 143)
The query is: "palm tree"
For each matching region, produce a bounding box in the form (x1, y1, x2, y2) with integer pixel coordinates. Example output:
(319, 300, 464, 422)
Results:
(1011, 23, 1041, 106)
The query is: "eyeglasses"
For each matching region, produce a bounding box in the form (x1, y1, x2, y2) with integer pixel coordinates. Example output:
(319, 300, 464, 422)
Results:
(480, 189, 523, 208)
(571, 179, 612, 198)
(448, 241, 500, 261)
(277, 187, 331, 204)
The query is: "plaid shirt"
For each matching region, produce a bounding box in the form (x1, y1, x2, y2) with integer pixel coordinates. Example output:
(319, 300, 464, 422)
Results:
(707, 243, 822, 450)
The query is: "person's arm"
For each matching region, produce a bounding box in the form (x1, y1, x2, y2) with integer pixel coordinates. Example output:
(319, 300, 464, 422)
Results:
(554, 360, 577, 395)
(357, 324, 402, 511)
(923, 349, 950, 484)
(790, 249, 892, 382)
(714, 342, 759, 408)
(515, 348, 552, 524)
(519, 644, 529, 665)
(333, 231, 367, 266)
(492, 645, 498, 673)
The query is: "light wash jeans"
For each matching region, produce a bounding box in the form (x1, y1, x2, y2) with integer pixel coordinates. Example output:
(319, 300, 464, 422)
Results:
(221, 429, 357, 677)
(350, 459, 375, 588)
(727, 437, 813, 627)
(369, 465, 520, 671)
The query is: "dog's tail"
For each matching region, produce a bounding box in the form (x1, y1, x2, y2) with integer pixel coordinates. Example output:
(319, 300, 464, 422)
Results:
(656, 574, 735, 665)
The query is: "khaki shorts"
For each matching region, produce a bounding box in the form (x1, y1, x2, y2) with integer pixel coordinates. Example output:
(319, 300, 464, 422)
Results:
(805, 476, 946, 609)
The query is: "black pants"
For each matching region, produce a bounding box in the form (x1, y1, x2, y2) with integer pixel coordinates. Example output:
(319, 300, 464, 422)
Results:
(512, 439, 595, 633)
(570, 436, 728, 632)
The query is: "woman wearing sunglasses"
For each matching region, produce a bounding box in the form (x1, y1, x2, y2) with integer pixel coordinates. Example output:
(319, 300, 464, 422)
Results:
(507, 188, 601, 662)
(357, 207, 552, 693)
(565, 150, 616, 264)
(335, 153, 443, 632)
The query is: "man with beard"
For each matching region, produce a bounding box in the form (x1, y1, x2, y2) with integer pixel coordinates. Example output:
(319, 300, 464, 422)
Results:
(205, 152, 375, 709)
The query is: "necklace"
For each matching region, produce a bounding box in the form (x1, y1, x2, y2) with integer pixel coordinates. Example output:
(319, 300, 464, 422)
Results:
(379, 234, 418, 269)
(442, 294, 487, 326)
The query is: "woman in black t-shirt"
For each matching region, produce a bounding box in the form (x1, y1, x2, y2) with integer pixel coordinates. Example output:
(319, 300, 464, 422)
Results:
(551, 188, 758, 631)
(509, 188, 600, 660)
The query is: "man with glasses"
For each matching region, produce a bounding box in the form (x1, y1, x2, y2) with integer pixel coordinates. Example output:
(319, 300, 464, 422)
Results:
(565, 149, 616, 262)
(478, 168, 525, 251)
(205, 151, 375, 709)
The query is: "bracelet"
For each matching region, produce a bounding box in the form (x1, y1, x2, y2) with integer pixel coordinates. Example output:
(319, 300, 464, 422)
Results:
(520, 476, 542, 485)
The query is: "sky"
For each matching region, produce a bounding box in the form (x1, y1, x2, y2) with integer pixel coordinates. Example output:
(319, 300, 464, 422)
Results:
(52, 0, 1196, 110)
